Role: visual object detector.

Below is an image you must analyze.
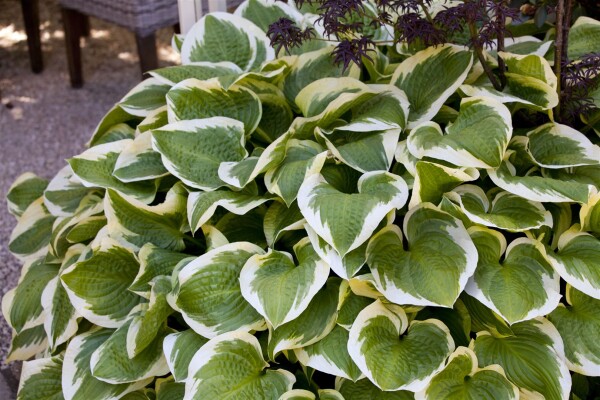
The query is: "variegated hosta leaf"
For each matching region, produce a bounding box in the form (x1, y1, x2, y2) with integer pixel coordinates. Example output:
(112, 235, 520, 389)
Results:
(295, 77, 369, 118)
(66, 215, 107, 244)
(407, 96, 512, 169)
(129, 243, 191, 295)
(488, 159, 594, 203)
(264, 201, 305, 247)
(521, 123, 600, 168)
(6, 172, 48, 218)
(548, 285, 600, 376)
(581, 192, 600, 233)
(234, 0, 303, 32)
(415, 299, 472, 348)
(150, 61, 243, 86)
(268, 277, 342, 358)
(295, 325, 363, 381)
(185, 331, 295, 399)
(5, 325, 48, 363)
(546, 224, 600, 299)
(8, 198, 55, 260)
(2, 258, 58, 333)
(163, 330, 208, 382)
(367, 204, 477, 307)
(250, 82, 294, 144)
(390, 44, 473, 128)
(127, 276, 173, 357)
(241, 238, 329, 328)
(465, 227, 560, 324)
(156, 377, 185, 400)
(299, 171, 408, 257)
(113, 131, 169, 183)
(41, 276, 79, 351)
(459, 82, 557, 110)
(166, 79, 262, 136)
(152, 117, 248, 190)
(278, 389, 317, 400)
(118, 78, 170, 117)
(336, 378, 414, 399)
(348, 273, 384, 299)
(43, 165, 91, 217)
(348, 300, 454, 391)
(104, 183, 188, 251)
(337, 290, 373, 330)
(63, 329, 152, 400)
(88, 104, 140, 147)
(187, 187, 272, 233)
(502, 37, 553, 57)
(60, 240, 142, 328)
(175, 242, 266, 338)
(444, 185, 552, 232)
(473, 317, 571, 400)
(68, 140, 157, 203)
(137, 105, 168, 133)
(409, 161, 479, 209)
(264, 140, 327, 206)
(17, 356, 64, 400)
(567, 16, 600, 59)
(460, 293, 515, 339)
(180, 12, 274, 71)
(90, 319, 171, 384)
(415, 347, 518, 400)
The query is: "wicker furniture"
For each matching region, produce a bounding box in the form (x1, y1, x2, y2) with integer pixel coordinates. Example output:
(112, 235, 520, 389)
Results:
(58, 0, 179, 87)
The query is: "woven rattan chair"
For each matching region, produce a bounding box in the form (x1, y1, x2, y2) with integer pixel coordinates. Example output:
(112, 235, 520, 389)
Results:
(59, 0, 179, 87)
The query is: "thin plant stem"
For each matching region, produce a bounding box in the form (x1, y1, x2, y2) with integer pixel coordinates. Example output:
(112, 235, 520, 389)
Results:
(495, 1, 507, 89)
(554, 0, 565, 118)
(469, 21, 502, 90)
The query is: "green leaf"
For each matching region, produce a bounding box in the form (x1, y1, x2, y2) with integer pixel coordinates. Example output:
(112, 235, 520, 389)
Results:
(460, 293, 515, 338)
(407, 96, 512, 169)
(581, 192, 600, 234)
(113, 131, 169, 183)
(150, 61, 243, 85)
(409, 162, 479, 209)
(234, 0, 303, 32)
(180, 13, 274, 71)
(119, 78, 170, 117)
(88, 105, 140, 147)
(336, 378, 414, 399)
(8, 198, 56, 260)
(547, 285, 600, 376)
(348, 300, 454, 391)
(415, 347, 518, 400)
(163, 330, 208, 382)
(391, 44, 473, 128)
(17, 356, 64, 400)
(41, 276, 79, 351)
(473, 317, 571, 400)
(546, 224, 600, 299)
(5, 324, 48, 363)
(240, 238, 329, 328)
(61, 240, 142, 328)
(367, 204, 477, 307)
(129, 243, 191, 295)
(43, 165, 91, 217)
(185, 331, 295, 399)
(444, 185, 552, 232)
(337, 290, 373, 331)
(298, 171, 408, 257)
(90, 319, 171, 384)
(152, 117, 248, 190)
(175, 242, 266, 338)
(6, 172, 48, 218)
(264, 201, 305, 247)
(166, 79, 262, 136)
(156, 378, 185, 400)
(104, 183, 188, 251)
(567, 17, 600, 60)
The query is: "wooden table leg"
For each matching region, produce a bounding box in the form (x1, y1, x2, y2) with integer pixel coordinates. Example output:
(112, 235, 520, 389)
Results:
(61, 7, 84, 88)
(135, 32, 158, 78)
(21, 0, 43, 73)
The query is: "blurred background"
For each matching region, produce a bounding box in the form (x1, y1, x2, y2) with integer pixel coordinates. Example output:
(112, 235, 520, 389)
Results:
(0, 0, 179, 396)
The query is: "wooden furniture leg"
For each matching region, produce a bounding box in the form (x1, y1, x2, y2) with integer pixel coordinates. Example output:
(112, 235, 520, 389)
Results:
(21, 0, 43, 73)
(135, 32, 158, 78)
(61, 7, 85, 88)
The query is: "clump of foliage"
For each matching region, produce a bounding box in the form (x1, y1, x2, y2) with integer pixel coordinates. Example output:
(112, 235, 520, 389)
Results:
(3, 0, 600, 399)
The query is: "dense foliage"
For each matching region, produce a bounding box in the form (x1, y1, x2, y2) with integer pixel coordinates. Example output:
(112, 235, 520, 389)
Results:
(3, 0, 600, 399)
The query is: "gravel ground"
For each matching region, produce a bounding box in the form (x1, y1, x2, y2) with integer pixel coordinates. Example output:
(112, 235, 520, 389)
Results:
(0, 0, 177, 396)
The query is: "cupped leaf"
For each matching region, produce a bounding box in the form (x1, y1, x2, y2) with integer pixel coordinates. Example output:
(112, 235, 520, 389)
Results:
(348, 300, 454, 391)
(234, 0, 304, 32)
(163, 330, 209, 382)
(129, 243, 191, 295)
(180, 12, 274, 71)
(581, 192, 600, 234)
(547, 284, 600, 376)
(149, 61, 243, 85)
(90, 319, 171, 384)
(104, 183, 188, 251)
(545, 224, 600, 299)
(567, 16, 600, 60)
(298, 171, 408, 257)
(5, 324, 47, 363)
(156, 377, 185, 400)
(390, 44, 473, 127)
(295, 325, 363, 381)
(175, 242, 266, 338)
(241, 238, 329, 328)
(17, 356, 64, 400)
(444, 185, 552, 231)
(166, 79, 262, 136)
(43, 165, 91, 217)
(465, 227, 560, 324)
(113, 131, 169, 183)
(367, 204, 477, 308)
(8, 198, 55, 260)
(152, 117, 248, 190)
(88, 105, 140, 147)
(407, 96, 512, 169)
(264, 201, 305, 247)
(185, 331, 295, 399)
(415, 347, 518, 400)
(336, 378, 414, 399)
(473, 317, 571, 400)
(118, 78, 170, 117)
(6, 172, 48, 218)
(41, 275, 79, 351)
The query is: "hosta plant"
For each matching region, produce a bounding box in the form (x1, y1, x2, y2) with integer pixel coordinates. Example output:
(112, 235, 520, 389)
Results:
(4, 0, 600, 399)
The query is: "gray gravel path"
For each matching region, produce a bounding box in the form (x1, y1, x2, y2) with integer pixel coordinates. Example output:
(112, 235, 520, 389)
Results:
(0, 0, 176, 396)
